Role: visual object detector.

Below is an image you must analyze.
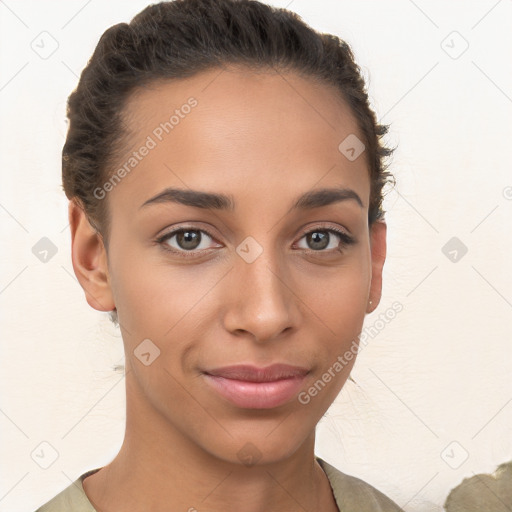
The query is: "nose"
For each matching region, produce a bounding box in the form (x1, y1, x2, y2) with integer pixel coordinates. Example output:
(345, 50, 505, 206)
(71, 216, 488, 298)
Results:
(222, 244, 300, 343)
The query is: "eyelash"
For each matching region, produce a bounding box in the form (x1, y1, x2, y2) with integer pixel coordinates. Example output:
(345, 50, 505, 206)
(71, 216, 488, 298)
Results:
(155, 224, 356, 259)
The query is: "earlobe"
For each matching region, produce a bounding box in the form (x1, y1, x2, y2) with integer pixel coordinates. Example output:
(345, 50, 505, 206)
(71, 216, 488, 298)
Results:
(367, 220, 387, 313)
(68, 199, 115, 312)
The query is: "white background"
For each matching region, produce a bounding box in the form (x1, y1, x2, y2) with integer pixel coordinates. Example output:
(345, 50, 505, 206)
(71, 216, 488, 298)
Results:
(1, 1, 511, 510)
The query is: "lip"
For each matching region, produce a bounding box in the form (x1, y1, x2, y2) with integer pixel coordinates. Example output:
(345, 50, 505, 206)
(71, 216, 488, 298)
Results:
(203, 364, 309, 409)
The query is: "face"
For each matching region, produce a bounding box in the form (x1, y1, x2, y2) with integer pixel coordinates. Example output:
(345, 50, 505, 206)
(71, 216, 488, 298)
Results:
(71, 65, 386, 466)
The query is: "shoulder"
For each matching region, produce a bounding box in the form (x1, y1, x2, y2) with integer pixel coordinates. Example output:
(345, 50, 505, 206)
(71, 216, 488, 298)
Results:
(317, 457, 404, 512)
(34, 469, 100, 512)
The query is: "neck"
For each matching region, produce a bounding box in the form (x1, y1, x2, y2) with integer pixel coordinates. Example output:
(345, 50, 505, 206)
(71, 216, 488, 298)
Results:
(82, 371, 338, 512)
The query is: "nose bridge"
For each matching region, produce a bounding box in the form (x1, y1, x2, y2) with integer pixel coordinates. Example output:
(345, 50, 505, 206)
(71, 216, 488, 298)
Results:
(224, 233, 296, 340)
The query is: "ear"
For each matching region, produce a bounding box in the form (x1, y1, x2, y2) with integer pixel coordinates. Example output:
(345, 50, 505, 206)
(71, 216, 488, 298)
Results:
(367, 220, 387, 314)
(68, 199, 115, 312)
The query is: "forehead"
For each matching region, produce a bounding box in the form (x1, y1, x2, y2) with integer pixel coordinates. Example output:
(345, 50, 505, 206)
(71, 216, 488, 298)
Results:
(109, 65, 370, 212)
(125, 65, 360, 141)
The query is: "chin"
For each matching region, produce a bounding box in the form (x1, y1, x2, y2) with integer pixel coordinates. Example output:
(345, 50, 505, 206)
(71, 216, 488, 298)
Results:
(199, 425, 313, 468)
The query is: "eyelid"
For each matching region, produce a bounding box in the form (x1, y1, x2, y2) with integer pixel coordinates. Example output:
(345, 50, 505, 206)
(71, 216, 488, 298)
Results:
(156, 221, 219, 242)
(296, 220, 354, 238)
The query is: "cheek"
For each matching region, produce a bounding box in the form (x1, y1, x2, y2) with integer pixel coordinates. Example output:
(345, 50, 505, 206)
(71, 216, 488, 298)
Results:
(299, 256, 370, 323)
(300, 261, 370, 375)
(109, 233, 371, 349)
(109, 247, 222, 351)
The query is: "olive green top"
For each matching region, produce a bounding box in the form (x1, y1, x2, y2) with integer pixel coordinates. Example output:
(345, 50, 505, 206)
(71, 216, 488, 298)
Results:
(35, 457, 403, 511)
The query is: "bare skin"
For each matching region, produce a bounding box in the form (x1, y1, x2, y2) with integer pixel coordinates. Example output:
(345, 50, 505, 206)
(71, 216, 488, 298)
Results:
(70, 64, 386, 512)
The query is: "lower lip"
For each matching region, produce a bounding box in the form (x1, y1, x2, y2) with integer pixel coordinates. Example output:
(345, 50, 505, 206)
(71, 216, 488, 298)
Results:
(203, 374, 306, 409)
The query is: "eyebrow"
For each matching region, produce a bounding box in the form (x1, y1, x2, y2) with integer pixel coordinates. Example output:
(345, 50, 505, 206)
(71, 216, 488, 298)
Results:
(139, 186, 363, 211)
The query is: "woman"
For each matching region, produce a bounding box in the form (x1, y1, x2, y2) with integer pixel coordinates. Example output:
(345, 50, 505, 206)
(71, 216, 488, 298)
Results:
(36, 0, 400, 510)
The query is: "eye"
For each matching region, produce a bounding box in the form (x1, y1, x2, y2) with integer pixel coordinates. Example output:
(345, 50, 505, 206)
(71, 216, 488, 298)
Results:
(155, 224, 356, 259)
(295, 226, 356, 253)
(156, 227, 220, 257)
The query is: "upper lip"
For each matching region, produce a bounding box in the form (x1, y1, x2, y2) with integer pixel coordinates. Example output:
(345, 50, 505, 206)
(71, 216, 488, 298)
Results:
(204, 364, 310, 382)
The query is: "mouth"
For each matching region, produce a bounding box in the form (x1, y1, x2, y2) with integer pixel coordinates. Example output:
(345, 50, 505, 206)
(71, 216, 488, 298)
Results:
(202, 364, 310, 409)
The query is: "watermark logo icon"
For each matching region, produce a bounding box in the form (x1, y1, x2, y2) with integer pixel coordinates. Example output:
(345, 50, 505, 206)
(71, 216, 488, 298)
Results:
(442, 237, 468, 263)
(236, 236, 263, 264)
(134, 338, 161, 366)
(441, 441, 469, 469)
(237, 442, 262, 467)
(30, 31, 59, 60)
(32, 237, 58, 263)
(441, 31, 469, 60)
(31, 441, 59, 469)
(338, 134, 365, 161)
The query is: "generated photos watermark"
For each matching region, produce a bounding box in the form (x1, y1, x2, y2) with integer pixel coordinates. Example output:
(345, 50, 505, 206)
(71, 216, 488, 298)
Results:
(93, 97, 198, 200)
(298, 301, 403, 405)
